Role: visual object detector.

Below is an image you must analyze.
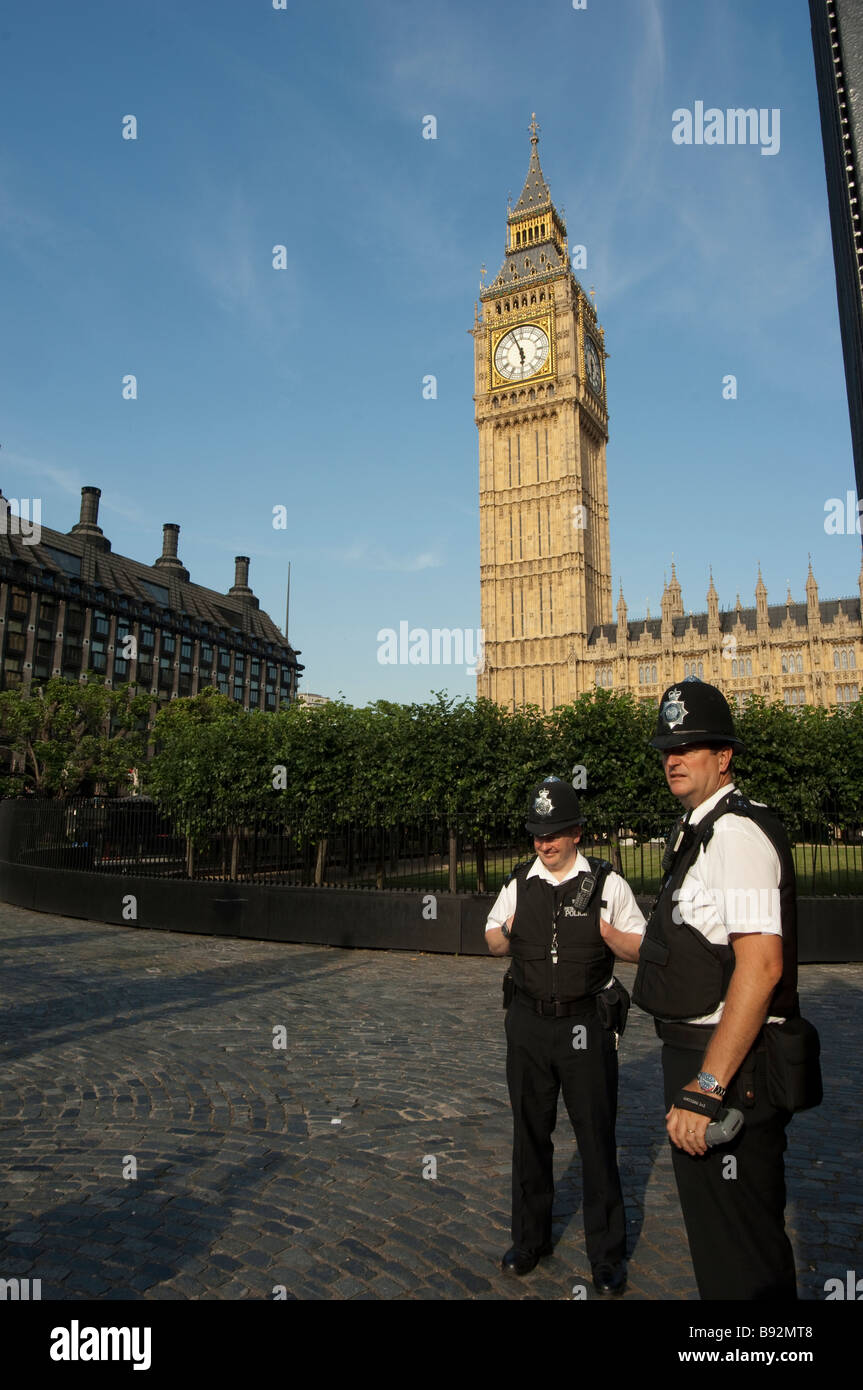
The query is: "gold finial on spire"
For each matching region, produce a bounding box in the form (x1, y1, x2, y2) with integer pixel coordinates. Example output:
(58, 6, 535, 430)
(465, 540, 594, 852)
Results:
(529, 112, 540, 146)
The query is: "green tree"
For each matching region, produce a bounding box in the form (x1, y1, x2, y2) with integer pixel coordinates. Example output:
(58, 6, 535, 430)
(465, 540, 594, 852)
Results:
(0, 676, 150, 797)
(550, 689, 668, 829)
(144, 688, 279, 874)
(733, 697, 832, 834)
(818, 698, 863, 820)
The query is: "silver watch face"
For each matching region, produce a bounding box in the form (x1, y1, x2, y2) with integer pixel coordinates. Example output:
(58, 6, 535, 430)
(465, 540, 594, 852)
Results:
(698, 1071, 720, 1092)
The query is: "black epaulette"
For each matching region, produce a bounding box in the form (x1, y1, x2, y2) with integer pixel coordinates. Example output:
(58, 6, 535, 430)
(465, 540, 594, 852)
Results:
(584, 856, 615, 907)
(700, 792, 754, 850)
(503, 858, 534, 887)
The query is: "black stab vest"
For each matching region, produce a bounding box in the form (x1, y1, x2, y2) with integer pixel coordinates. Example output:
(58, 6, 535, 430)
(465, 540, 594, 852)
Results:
(632, 792, 799, 1021)
(508, 856, 615, 1002)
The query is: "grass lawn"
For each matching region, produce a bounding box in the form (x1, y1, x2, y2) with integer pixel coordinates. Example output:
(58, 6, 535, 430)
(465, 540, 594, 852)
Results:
(372, 841, 863, 896)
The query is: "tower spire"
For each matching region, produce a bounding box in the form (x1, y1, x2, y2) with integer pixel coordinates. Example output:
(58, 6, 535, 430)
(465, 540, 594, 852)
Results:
(512, 114, 553, 214)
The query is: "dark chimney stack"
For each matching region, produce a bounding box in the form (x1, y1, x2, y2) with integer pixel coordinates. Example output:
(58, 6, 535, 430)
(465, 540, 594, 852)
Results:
(68, 485, 111, 550)
(229, 555, 259, 608)
(154, 522, 190, 580)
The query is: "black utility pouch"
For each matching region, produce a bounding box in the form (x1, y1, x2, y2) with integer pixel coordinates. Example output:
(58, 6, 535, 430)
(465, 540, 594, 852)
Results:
(596, 978, 631, 1036)
(764, 1016, 823, 1112)
(502, 971, 515, 1009)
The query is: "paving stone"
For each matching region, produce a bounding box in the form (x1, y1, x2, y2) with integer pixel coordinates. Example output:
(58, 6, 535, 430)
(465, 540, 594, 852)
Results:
(0, 903, 856, 1303)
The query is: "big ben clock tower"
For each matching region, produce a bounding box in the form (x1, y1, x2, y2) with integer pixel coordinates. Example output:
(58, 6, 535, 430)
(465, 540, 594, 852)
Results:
(473, 116, 612, 710)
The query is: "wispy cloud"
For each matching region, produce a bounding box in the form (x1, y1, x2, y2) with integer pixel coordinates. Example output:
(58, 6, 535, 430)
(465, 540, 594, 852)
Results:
(584, 0, 672, 304)
(1, 451, 81, 497)
(171, 182, 294, 336)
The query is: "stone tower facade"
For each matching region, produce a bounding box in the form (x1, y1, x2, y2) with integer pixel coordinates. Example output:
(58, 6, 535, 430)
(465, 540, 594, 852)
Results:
(473, 116, 611, 711)
(476, 122, 863, 713)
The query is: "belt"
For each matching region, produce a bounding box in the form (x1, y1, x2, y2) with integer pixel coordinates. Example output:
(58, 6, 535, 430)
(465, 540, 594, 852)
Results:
(656, 1019, 765, 1107)
(514, 986, 598, 1018)
(654, 1020, 716, 1048)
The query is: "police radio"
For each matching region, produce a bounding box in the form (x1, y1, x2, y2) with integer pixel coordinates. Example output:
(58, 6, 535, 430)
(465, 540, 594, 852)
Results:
(705, 1107, 744, 1147)
(569, 872, 596, 912)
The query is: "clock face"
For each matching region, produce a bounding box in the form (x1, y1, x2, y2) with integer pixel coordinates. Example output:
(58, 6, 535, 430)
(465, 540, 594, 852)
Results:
(494, 324, 550, 381)
(584, 337, 602, 394)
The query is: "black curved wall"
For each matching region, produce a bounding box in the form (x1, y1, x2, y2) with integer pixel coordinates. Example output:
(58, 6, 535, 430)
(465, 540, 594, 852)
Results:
(0, 801, 860, 959)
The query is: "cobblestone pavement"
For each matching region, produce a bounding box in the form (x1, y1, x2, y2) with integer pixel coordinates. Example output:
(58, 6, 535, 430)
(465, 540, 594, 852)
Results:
(0, 902, 861, 1302)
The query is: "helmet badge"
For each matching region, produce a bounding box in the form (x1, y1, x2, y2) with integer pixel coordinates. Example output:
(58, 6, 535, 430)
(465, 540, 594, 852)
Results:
(533, 788, 554, 818)
(661, 688, 688, 731)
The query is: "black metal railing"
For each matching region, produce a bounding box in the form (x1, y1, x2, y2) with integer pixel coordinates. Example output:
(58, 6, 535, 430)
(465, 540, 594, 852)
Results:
(6, 797, 863, 896)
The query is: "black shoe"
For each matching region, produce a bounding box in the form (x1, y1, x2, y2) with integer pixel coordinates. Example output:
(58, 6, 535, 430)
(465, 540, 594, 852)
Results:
(592, 1262, 627, 1296)
(501, 1243, 553, 1277)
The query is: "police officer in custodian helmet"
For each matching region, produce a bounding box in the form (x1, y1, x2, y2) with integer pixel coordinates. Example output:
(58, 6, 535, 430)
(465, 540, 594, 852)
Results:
(486, 777, 645, 1294)
(632, 676, 815, 1300)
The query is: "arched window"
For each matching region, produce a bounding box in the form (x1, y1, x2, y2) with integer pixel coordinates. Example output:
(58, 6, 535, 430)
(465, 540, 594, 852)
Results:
(731, 659, 737, 676)
(796, 653, 803, 673)
(835, 650, 841, 669)
(652, 665, 657, 683)
(697, 661, 704, 678)
(781, 655, 787, 674)
(842, 650, 848, 669)
(745, 657, 752, 676)
(851, 651, 857, 669)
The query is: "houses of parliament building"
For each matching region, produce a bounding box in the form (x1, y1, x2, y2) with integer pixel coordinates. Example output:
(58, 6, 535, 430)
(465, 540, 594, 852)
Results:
(473, 118, 863, 713)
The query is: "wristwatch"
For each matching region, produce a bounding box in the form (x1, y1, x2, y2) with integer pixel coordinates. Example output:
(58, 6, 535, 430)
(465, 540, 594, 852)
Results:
(697, 1071, 726, 1098)
(500, 924, 511, 939)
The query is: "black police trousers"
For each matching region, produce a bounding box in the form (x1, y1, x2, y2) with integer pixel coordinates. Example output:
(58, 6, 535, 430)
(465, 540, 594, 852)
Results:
(505, 994, 626, 1267)
(662, 1039, 798, 1301)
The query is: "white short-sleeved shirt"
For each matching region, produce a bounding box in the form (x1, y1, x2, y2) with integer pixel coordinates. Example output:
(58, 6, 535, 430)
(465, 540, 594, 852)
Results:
(486, 851, 645, 989)
(669, 783, 784, 1026)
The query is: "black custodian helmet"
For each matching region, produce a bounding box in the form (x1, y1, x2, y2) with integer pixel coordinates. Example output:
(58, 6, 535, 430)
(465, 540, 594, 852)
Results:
(524, 777, 585, 835)
(650, 676, 744, 751)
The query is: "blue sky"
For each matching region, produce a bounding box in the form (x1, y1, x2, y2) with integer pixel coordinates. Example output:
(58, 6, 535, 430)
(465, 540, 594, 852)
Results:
(1, 0, 859, 705)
